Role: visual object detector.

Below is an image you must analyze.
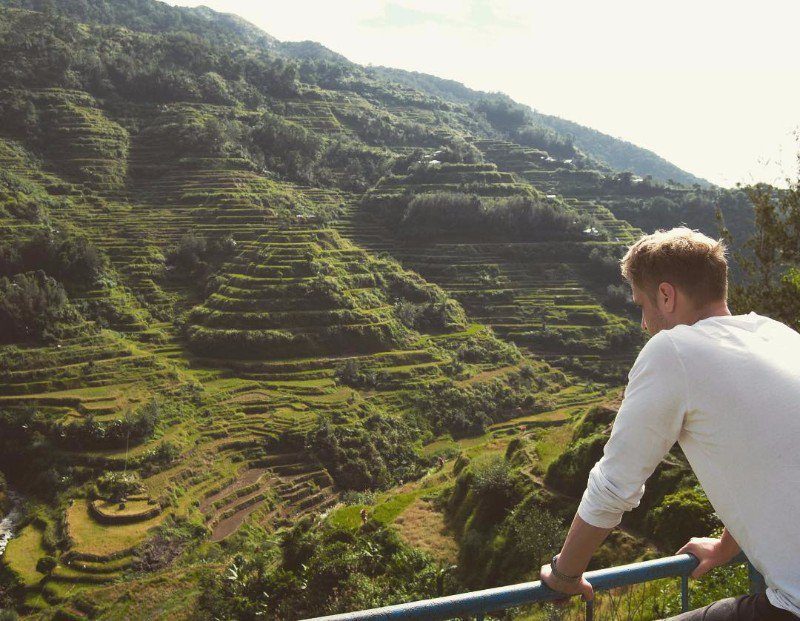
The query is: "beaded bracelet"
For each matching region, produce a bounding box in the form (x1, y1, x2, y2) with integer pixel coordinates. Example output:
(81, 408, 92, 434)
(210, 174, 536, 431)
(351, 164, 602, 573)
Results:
(551, 554, 582, 584)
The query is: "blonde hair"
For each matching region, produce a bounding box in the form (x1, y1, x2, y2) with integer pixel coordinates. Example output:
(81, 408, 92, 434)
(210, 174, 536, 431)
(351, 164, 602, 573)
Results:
(620, 227, 728, 306)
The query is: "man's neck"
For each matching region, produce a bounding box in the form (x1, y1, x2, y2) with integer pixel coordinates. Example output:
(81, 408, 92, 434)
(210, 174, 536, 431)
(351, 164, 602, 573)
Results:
(690, 301, 732, 324)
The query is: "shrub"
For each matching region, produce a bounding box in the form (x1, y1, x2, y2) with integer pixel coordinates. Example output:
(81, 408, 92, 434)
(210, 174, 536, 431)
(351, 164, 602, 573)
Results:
(572, 405, 616, 441)
(453, 335, 520, 365)
(393, 294, 465, 332)
(475, 97, 530, 131)
(380, 269, 467, 332)
(60, 400, 160, 450)
(249, 111, 322, 182)
(436, 136, 483, 164)
(307, 411, 423, 491)
(398, 192, 604, 242)
(0, 229, 105, 285)
(453, 453, 471, 476)
(317, 139, 393, 192)
(35, 556, 57, 576)
(0, 562, 23, 611)
(544, 433, 606, 496)
(604, 283, 631, 310)
(649, 487, 721, 551)
(514, 124, 575, 158)
(334, 360, 376, 389)
(586, 244, 625, 283)
(196, 522, 443, 619)
(97, 471, 141, 503)
(445, 459, 558, 587)
(494, 496, 565, 579)
(470, 457, 518, 507)
(149, 441, 180, 464)
(165, 233, 236, 287)
(198, 71, 232, 104)
(0, 270, 79, 343)
(132, 519, 204, 572)
(414, 378, 535, 438)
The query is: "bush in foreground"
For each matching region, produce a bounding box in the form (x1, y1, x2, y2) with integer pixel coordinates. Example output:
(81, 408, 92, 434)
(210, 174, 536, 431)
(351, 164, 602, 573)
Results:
(196, 520, 445, 620)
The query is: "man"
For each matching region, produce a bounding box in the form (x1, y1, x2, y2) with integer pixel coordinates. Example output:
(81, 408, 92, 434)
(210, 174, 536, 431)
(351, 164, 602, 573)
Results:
(540, 227, 800, 620)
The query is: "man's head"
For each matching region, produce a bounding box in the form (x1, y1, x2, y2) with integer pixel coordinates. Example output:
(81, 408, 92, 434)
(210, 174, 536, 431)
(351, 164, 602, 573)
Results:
(620, 227, 729, 336)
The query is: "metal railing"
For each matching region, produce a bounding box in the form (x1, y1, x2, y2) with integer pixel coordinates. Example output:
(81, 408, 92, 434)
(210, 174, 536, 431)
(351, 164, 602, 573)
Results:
(307, 552, 763, 620)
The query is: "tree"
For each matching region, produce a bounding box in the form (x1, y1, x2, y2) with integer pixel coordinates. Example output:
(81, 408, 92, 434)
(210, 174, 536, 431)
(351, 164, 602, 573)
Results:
(249, 111, 321, 181)
(97, 471, 141, 503)
(0, 270, 78, 343)
(198, 71, 231, 104)
(718, 158, 800, 330)
(0, 563, 23, 611)
(501, 499, 565, 574)
(35, 556, 57, 576)
(514, 124, 575, 158)
(475, 97, 530, 131)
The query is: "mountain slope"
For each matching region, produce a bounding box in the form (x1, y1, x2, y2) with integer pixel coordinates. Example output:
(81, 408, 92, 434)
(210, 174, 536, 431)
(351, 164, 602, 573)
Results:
(8, 0, 711, 186)
(369, 66, 711, 187)
(4, 0, 279, 47)
(530, 110, 711, 187)
(0, 1, 754, 618)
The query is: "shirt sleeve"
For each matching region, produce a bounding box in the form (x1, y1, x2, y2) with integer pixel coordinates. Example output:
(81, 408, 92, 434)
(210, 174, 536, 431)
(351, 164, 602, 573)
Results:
(577, 331, 688, 529)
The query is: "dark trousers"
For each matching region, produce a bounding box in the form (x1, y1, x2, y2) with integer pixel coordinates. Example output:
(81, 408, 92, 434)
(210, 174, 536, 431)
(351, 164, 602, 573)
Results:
(666, 593, 798, 620)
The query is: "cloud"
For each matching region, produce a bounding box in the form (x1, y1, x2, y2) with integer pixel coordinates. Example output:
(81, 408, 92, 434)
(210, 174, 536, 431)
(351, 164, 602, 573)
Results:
(360, 0, 531, 36)
(360, 3, 448, 29)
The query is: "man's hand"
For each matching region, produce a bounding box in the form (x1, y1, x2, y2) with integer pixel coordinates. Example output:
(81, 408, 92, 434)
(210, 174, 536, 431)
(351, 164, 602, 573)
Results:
(539, 562, 594, 602)
(677, 536, 739, 578)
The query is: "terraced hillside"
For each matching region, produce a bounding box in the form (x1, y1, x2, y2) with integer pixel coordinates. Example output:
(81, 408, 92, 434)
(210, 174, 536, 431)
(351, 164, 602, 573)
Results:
(0, 89, 578, 614)
(336, 156, 644, 381)
(0, 2, 756, 618)
(186, 226, 415, 359)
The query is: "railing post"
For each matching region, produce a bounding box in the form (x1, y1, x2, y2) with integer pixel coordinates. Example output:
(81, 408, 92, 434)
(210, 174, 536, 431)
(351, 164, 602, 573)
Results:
(681, 574, 690, 612)
(748, 562, 766, 594)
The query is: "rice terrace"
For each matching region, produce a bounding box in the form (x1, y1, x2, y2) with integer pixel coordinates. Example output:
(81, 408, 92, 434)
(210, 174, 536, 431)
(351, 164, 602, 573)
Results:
(0, 1, 797, 620)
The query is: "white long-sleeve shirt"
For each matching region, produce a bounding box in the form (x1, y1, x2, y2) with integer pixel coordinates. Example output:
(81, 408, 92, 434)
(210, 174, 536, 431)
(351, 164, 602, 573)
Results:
(577, 311, 800, 615)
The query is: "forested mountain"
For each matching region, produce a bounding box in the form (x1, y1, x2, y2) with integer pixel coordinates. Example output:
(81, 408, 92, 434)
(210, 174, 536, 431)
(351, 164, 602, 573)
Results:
(0, 1, 761, 618)
(367, 67, 712, 187)
(529, 109, 712, 187)
(0, 0, 729, 188)
(4, 0, 278, 45)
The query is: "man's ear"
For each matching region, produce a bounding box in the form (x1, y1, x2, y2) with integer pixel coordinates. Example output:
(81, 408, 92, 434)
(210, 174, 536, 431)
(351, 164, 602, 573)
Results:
(658, 282, 676, 312)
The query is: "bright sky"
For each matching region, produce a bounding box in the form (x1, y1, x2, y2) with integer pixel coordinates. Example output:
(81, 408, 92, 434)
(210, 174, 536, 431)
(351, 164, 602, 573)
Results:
(170, 0, 800, 188)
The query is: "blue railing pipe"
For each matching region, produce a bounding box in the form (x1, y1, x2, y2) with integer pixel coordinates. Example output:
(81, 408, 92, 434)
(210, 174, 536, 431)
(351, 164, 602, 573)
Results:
(305, 552, 759, 621)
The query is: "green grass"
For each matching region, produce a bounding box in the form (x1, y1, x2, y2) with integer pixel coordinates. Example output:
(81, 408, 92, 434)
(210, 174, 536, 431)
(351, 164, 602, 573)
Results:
(328, 505, 366, 530)
(371, 490, 423, 524)
(66, 501, 163, 557)
(533, 425, 575, 470)
(3, 524, 47, 586)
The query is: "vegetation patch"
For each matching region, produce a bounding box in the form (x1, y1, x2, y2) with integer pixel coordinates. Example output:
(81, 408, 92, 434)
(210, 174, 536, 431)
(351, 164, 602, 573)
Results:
(66, 501, 163, 558)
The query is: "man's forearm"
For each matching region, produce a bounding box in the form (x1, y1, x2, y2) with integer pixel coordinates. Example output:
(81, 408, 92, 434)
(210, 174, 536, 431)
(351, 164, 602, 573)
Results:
(553, 512, 613, 577)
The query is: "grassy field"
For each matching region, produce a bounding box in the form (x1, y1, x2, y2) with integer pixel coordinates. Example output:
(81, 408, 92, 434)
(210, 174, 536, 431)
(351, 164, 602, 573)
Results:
(3, 524, 46, 586)
(66, 501, 164, 557)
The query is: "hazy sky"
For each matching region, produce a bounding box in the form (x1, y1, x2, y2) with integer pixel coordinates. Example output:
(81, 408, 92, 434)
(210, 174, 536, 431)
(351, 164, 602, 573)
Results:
(170, 0, 800, 188)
